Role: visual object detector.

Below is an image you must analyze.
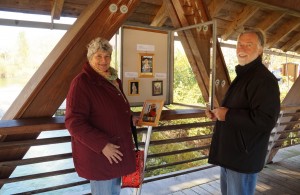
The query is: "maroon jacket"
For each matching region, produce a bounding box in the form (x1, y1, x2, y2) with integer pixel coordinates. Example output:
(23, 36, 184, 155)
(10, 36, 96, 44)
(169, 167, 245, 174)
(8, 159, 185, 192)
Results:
(65, 62, 136, 180)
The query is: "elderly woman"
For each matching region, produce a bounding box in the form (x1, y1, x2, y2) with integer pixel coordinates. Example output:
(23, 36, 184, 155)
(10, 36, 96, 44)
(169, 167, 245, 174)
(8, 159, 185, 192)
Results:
(65, 37, 136, 195)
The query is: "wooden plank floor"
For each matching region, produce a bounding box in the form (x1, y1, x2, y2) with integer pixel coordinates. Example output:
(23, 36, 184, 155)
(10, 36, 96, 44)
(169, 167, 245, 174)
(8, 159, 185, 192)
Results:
(169, 154, 300, 195)
(121, 145, 300, 195)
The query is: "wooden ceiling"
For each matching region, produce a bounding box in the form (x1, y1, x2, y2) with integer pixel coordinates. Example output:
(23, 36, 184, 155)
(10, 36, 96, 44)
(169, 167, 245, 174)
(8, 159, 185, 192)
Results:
(0, 0, 300, 53)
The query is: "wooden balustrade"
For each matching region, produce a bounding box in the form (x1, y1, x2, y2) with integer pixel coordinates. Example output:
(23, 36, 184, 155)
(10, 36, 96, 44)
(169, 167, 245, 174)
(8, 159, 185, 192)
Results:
(0, 106, 299, 194)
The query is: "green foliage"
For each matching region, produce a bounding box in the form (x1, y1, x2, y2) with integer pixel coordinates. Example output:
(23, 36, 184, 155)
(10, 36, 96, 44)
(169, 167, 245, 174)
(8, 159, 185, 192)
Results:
(173, 47, 204, 105)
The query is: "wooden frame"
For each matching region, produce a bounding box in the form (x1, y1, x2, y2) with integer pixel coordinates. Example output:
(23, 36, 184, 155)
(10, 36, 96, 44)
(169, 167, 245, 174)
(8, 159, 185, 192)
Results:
(128, 80, 140, 96)
(138, 99, 164, 126)
(152, 80, 163, 96)
(139, 53, 154, 77)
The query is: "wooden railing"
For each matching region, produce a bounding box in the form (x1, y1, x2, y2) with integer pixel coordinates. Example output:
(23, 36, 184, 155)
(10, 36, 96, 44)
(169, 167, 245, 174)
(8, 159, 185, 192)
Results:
(0, 106, 299, 194)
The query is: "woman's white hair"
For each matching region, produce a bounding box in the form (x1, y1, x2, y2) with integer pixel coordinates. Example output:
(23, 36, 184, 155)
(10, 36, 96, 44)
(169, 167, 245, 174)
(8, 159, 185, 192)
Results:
(86, 37, 112, 61)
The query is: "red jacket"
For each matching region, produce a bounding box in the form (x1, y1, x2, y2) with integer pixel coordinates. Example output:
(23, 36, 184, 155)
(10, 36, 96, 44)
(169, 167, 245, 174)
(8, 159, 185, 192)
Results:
(65, 62, 136, 180)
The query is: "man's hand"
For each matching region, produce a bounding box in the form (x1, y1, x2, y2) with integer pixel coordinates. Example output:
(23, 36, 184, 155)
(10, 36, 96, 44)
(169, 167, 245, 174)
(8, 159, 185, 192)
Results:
(205, 109, 217, 120)
(102, 143, 123, 164)
(212, 107, 228, 121)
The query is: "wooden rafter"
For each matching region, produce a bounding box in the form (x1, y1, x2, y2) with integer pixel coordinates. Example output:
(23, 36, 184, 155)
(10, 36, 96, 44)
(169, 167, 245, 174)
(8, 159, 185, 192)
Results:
(150, 1, 169, 27)
(256, 12, 284, 31)
(266, 18, 300, 48)
(51, 0, 65, 21)
(281, 32, 300, 52)
(231, 0, 300, 17)
(222, 5, 259, 40)
(208, 0, 228, 18)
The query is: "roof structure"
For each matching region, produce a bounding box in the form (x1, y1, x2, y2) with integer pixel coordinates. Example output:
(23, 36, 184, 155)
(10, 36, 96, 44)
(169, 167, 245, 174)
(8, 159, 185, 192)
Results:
(0, 0, 300, 53)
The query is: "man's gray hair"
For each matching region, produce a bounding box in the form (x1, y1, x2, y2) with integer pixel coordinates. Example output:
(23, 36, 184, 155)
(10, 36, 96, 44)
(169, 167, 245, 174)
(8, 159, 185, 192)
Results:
(238, 27, 266, 48)
(87, 37, 112, 61)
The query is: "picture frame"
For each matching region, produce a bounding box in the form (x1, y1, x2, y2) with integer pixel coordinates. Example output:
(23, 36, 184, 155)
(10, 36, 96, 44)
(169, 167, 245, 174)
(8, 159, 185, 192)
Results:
(139, 53, 154, 77)
(152, 80, 163, 96)
(128, 80, 140, 96)
(138, 99, 164, 127)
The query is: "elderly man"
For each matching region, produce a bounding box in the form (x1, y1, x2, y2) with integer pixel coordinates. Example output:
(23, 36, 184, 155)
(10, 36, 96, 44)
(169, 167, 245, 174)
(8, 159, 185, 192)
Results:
(206, 28, 280, 195)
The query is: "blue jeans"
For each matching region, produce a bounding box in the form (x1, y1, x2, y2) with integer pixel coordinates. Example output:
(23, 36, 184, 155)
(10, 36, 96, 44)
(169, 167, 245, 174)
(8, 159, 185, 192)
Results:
(220, 167, 257, 195)
(90, 178, 121, 195)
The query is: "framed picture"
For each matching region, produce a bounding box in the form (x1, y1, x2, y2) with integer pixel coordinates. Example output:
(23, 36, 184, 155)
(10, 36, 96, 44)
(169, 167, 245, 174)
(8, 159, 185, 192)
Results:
(139, 53, 154, 77)
(128, 80, 140, 96)
(138, 99, 164, 127)
(152, 80, 163, 96)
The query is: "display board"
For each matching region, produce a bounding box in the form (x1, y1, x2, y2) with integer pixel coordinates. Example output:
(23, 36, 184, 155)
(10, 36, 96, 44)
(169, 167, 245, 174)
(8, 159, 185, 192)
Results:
(121, 27, 169, 106)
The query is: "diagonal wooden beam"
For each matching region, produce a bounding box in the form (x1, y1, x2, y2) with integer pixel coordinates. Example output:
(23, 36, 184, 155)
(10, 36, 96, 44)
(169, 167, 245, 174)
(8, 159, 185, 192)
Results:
(208, 0, 228, 18)
(51, 0, 65, 21)
(222, 5, 259, 40)
(150, 1, 169, 27)
(266, 18, 300, 48)
(0, 0, 141, 187)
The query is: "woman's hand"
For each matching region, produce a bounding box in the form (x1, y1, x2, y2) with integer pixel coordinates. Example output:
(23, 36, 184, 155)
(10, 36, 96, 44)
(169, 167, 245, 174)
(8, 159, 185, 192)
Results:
(102, 143, 123, 164)
(132, 115, 140, 126)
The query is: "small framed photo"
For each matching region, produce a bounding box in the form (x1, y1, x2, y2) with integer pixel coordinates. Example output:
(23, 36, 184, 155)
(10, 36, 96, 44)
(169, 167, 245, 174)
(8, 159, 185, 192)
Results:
(138, 99, 164, 127)
(139, 53, 154, 77)
(152, 80, 163, 96)
(128, 80, 140, 96)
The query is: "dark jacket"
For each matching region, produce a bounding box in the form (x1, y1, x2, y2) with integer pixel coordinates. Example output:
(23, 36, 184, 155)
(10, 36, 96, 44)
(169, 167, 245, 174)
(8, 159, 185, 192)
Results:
(208, 57, 280, 173)
(65, 62, 136, 180)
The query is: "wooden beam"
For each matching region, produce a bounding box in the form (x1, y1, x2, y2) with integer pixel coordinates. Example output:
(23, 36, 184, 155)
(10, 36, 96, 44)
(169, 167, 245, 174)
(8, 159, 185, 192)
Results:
(51, 0, 64, 22)
(0, 0, 141, 187)
(208, 0, 228, 18)
(150, 1, 169, 27)
(222, 5, 259, 40)
(231, 0, 300, 18)
(256, 12, 285, 31)
(251, 0, 300, 12)
(266, 17, 300, 48)
(280, 32, 300, 52)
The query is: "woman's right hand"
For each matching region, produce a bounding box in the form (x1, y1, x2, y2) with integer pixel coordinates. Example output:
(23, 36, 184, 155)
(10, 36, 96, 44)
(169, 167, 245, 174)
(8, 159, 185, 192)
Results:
(102, 143, 123, 164)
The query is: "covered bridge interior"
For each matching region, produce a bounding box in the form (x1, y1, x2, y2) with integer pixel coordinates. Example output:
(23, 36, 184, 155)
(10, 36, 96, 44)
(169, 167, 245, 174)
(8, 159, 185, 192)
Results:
(0, 0, 300, 194)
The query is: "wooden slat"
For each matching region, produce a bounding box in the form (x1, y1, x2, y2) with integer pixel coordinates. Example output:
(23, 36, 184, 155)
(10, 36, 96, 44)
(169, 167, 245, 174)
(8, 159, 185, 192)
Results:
(51, 0, 65, 20)
(0, 136, 70, 148)
(0, 168, 76, 185)
(0, 116, 65, 135)
(0, 153, 72, 167)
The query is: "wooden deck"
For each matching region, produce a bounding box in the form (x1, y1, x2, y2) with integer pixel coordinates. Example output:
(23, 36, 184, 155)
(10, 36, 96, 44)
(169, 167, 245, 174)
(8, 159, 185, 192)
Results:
(123, 145, 300, 195)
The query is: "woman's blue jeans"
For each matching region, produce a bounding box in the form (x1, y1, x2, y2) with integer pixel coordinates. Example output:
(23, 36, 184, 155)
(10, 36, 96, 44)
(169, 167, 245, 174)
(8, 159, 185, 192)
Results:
(220, 167, 258, 195)
(90, 178, 121, 195)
